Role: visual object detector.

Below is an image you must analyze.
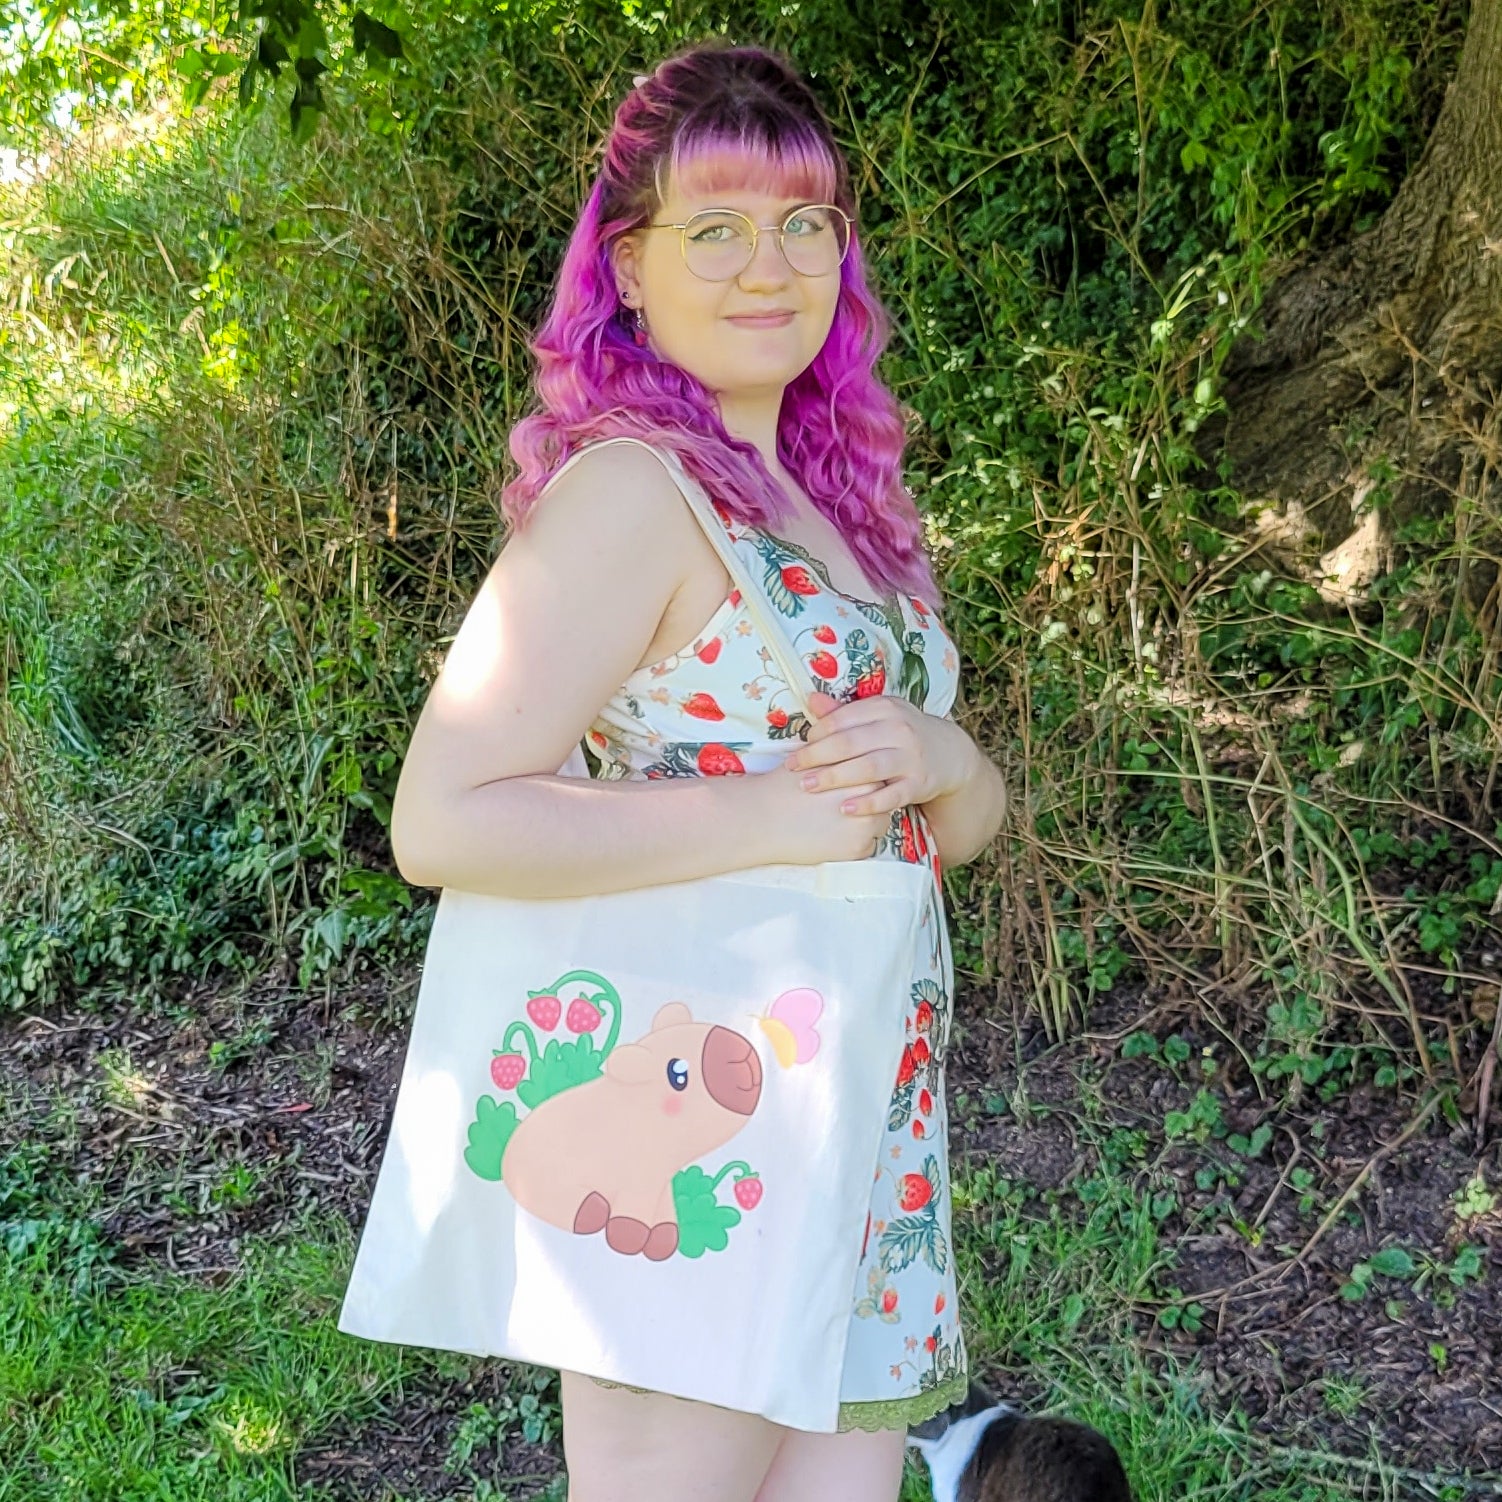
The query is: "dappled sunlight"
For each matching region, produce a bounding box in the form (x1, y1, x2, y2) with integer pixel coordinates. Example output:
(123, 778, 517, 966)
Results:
(435, 586, 505, 704)
(215, 1397, 287, 1455)
(397, 1067, 463, 1235)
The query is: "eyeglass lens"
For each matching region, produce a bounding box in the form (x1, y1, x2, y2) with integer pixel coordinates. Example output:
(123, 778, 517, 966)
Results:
(682, 206, 849, 281)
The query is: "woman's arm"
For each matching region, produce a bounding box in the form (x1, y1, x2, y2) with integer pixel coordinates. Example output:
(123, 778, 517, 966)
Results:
(389, 445, 890, 899)
(915, 721, 1007, 867)
(781, 695, 1007, 869)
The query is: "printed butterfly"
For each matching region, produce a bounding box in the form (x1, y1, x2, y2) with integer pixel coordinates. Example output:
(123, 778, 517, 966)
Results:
(755, 987, 823, 1069)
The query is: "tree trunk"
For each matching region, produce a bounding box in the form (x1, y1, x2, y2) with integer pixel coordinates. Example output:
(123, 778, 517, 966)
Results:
(1205, 0, 1502, 594)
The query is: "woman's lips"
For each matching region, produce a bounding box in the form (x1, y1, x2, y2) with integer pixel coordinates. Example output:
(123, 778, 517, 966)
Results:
(727, 312, 795, 328)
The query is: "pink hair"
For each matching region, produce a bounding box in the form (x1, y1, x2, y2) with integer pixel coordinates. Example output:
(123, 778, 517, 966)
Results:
(503, 41, 939, 603)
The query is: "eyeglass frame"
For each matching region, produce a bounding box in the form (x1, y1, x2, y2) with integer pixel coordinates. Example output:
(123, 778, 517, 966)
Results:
(638, 202, 855, 282)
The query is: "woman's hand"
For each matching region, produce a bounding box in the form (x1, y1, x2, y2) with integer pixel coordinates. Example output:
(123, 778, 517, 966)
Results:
(781, 691, 977, 819)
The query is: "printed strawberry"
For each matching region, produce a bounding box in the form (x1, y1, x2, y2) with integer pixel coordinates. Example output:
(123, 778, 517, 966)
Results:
(767, 707, 790, 730)
(489, 1052, 526, 1090)
(729, 588, 743, 606)
(924, 1334, 938, 1353)
(912, 1119, 927, 1140)
(695, 637, 723, 664)
(733, 1175, 763, 1211)
(934, 1292, 946, 1315)
(812, 624, 837, 644)
(697, 743, 746, 777)
(854, 667, 886, 698)
(526, 994, 562, 1031)
(900, 814, 919, 863)
(682, 692, 725, 721)
(912, 1037, 932, 1066)
(918, 1087, 934, 1116)
(808, 651, 839, 680)
(914, 1000, 935, 1035)
(895, 1044, 916, 1088)
(566, 998, 603, 1033)
(897, 1173, 932, 1212)
(880, 1287, 899, 1315)
(911, 597, 931, 622)
(781, 565, 819, 595)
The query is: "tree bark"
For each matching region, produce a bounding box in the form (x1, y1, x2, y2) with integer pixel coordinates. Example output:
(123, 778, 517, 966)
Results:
(1206, 0, 1502, 570)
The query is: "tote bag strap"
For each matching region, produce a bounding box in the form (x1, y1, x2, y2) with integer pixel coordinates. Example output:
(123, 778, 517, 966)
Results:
(571, 438, 820, 718)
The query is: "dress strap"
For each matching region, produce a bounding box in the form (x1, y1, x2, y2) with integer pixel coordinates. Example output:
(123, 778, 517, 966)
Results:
(561, 438, 819, 716)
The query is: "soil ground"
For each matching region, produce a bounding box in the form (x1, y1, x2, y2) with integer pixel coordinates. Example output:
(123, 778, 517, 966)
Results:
(4, 969, 1499, 1497)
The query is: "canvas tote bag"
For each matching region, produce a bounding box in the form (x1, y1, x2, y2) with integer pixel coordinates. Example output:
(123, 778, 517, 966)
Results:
(339, 439, 930, 1432)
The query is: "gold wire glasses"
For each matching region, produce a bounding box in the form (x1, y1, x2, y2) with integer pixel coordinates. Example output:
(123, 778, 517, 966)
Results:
(643, 203, 853, 282)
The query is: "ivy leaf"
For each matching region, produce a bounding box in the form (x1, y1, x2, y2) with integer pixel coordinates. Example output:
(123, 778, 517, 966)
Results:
(352, 10, 405, 62)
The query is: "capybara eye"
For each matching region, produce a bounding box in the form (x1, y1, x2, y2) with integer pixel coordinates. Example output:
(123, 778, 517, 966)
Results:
(666, 1058, 689, 1091)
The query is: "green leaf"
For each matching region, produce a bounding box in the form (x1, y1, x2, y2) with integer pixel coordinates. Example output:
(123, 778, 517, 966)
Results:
(464, 1096, 518, 1182)
(1369, 1246, 1416, 1279)
(877, 1213, 936, 1276)
(921, 1153, 942, 1199)
(673, 1166, 741, 1258)
(352, 10, 406, 62)
(760, 558, 802, 617)
(518, 1034, 602, 1110)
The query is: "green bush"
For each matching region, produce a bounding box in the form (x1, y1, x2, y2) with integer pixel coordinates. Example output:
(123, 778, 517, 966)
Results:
(2, 0, 1495, 1081)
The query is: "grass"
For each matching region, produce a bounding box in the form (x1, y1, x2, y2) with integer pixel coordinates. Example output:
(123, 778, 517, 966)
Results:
(0, 1220, 415, 1502)
(5, 1135, 1487, 1502)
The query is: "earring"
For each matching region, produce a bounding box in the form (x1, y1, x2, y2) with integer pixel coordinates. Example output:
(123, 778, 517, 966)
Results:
(624, 299, 649, 348)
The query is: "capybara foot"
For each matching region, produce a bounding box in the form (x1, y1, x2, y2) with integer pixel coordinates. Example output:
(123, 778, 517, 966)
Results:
(605, 1216, 650, 1255)
(643, 1222, 679, 1261)
(574, 1192, 610, 1236)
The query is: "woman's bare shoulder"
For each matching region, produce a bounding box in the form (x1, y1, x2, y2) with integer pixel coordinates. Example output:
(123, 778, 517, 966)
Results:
(524, 439, 689, 536)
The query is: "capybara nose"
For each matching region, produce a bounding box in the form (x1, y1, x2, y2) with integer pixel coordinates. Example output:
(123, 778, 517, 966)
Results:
(702, 1026, 763, 1115)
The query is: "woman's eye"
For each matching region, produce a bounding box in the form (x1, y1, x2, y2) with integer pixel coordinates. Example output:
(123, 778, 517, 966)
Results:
(667, 1058, 689, 1091)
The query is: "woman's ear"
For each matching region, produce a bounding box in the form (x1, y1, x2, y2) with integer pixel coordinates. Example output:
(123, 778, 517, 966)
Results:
(610, 233, 644, 308)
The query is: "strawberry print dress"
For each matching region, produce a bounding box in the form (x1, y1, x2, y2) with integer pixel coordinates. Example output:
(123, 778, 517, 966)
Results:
(579, 458, 968, 1433)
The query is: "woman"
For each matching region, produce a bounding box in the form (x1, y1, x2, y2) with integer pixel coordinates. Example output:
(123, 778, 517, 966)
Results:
(388, 40, 1007, 1502)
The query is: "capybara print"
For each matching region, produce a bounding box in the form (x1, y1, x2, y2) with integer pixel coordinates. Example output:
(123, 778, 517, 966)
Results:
(464, 970, 821, 1261)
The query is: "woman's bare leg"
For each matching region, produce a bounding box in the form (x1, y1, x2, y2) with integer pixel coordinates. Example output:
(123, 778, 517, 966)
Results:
(560, 1372, 784, 1502)
(751, 1425, 908, 1502)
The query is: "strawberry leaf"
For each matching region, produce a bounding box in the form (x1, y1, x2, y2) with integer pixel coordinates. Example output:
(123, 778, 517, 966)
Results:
(464, 1096, 519, 1182)
(518, 1034, 602, 1109)
(887, 1078, 916, 1132)
(759, 557, 804, 617)
(673, 1165, 742, 1258)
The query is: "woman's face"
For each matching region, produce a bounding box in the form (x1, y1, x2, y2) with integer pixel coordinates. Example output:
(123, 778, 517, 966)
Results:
(611, 176, 844, 404)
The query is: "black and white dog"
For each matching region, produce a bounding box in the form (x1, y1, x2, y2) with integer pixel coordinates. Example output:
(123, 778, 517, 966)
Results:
(907, 1383, 1133, 1502)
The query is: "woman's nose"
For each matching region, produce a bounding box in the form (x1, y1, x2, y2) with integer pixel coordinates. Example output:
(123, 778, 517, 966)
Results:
(738, 228, 793, 288)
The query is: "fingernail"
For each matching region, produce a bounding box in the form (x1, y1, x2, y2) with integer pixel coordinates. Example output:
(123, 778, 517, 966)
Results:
(841, 801, 856, 814)
(801, 774, 818, 791)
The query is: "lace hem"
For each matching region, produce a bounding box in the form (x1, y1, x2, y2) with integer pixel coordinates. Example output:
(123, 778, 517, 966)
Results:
(586, 1369, 969, 1434)
(834, 1370, 969, 1433)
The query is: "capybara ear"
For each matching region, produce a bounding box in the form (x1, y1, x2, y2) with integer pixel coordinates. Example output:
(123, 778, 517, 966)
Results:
(604, 1043, 656, 1084)
(651, 1001, 693, 1032)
